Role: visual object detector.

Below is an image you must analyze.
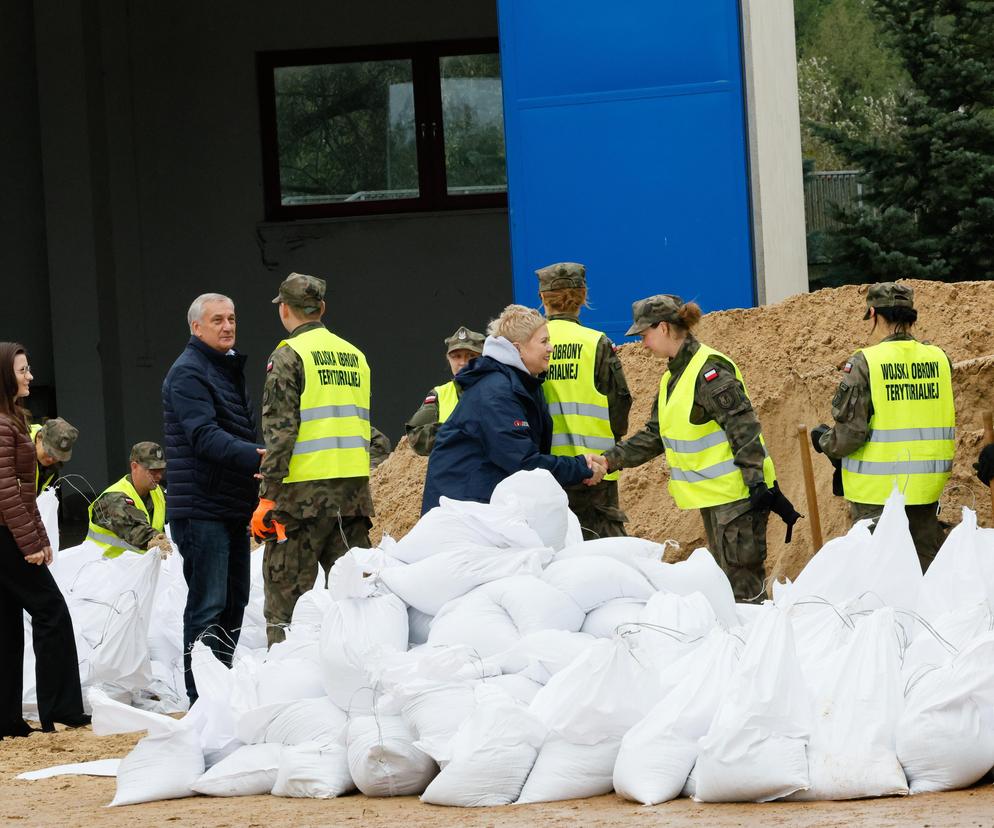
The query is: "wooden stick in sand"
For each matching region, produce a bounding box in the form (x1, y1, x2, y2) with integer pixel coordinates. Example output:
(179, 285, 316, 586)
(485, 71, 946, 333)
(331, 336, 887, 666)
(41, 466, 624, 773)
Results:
(797, 424, 824, 553)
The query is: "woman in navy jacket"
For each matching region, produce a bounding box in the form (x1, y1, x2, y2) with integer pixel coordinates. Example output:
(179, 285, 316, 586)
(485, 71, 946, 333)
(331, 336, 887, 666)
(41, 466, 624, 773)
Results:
(422, 304, 605, 513)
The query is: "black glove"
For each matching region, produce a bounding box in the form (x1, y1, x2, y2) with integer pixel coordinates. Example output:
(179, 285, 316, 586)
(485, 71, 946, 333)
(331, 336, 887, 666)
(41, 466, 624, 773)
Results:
(769, 481, 803, 544)
(748, 482, 774, 513)
(810, 424, 830, 455)
(831, 457, 844, 497)
(975, 443, 994, 486)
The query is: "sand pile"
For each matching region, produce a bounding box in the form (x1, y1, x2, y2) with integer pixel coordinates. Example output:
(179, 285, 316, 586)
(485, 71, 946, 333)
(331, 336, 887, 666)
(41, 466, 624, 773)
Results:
(372, 280, 994, 585)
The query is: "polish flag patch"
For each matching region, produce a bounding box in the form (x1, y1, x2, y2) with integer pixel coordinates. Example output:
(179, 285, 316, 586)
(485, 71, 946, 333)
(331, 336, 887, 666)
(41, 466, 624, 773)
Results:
(124, 497, 135, 506)
(424, 394, 437, 404)
(703, 368, 719, 383)
(843, 362, 852, 373)
(266, 361, 274, 373)
(513, 419, 529, 428)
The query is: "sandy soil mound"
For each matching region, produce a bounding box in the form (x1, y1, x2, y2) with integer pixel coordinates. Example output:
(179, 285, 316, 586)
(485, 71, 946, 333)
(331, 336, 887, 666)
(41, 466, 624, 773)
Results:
(372, 279, 994, 586)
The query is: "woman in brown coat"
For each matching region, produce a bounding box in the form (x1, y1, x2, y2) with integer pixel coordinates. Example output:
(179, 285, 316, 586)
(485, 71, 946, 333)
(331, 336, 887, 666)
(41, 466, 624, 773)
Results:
(0, 342, 87, 737)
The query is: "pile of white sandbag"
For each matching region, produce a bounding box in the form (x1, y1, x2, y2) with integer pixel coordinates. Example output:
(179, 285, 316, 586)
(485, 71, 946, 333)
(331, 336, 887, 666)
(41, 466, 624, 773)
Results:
(73, 470, 994, 807)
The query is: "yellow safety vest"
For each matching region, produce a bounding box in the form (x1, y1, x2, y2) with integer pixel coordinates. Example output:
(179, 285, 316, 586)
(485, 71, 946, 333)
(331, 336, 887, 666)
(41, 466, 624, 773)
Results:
(842, 339, 955, 505)
(543, 319, 619, 481)
(29, 424, 57, 492)
(281, 326, 371, 482)
(87, 475, 166, 559)
(435, 381, 460, 424)
(658, 343, 775, 509)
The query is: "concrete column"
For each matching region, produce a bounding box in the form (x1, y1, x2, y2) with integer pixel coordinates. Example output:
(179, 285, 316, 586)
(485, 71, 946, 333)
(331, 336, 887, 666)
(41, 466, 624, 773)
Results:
(33, 0, 122, 487)
(740, 0, 809, 304)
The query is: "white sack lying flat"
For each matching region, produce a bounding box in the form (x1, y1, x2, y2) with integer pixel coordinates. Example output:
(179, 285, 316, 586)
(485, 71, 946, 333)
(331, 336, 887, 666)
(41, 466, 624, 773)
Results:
(18, 759, 121, 780)
(428, 590, 521, 657)
(272, 741, 354, 799)
(581, 599, 646, 638)
(347, 714, 438, 797)
(264, 697, 347, 749)
(516, 738, 619, 803)
(541, 557, 653, 612)
(192, 743, 282, 797)
(478, 575, 585, 634)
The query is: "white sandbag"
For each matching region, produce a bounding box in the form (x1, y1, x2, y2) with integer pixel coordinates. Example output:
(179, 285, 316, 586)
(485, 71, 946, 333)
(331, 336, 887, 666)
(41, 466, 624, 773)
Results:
(408, 606, 433, 647)
(693, 606, 811, 802)
(110, 727, 205, 806)
(485, 673, 543, 704)
(478, 575, 585, 633)
(265, 635, 320, 664)
(517, 738, 619, 803)
(541, 556, 653, 612)
(898, 632, 994, 794)
(636, 548, 738, 629)
(89, 686, 182, 737)
(529, 637, 661, 745)
(272, 741, 355, 799)
(289, 587, 334, 630)
(917, 509, 994, 627)
(256, 657, 325, 705)
(793, 608, 907, 800)
(379, 545, 550, 616)
(623, 591, 717, 675)
(492, 630, 597, 684)
(319, 592, 408, 714)
(391, 498, 545, 565)
(428, 590, 520, 657)
(614, 629, 740, 805)
(421, 686, 546, 807)
(786, 600, 854, 687)
(265, 697, 347, 749)
(553, 536, 668, 565)
(347, 714, 438, 797)
(37, 488, 59, 555)
(401, 682, 478, 763)
(580, 599, 646, 638)
(328, 547, 402, 599)
(903, 601, 991, 676)
(191, 743, 281, 797)
(490, 469, 572, 551)
(774, 524, 872, 608)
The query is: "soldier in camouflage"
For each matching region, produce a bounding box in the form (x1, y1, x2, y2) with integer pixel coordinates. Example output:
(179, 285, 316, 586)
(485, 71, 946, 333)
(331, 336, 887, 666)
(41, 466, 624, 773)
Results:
(405, 326, 485, 456)
(603, 295, 799, 602)
(537, 262, 632, 540)
(256, 273, 374, 646)
(31, 417, 78, 494)
(88, 442, 172, 556)
(812, 283, 955, 572)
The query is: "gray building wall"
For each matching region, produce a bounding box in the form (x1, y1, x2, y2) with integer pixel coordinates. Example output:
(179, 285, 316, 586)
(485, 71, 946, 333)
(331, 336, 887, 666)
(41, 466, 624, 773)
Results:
(21, 0, 511, 490)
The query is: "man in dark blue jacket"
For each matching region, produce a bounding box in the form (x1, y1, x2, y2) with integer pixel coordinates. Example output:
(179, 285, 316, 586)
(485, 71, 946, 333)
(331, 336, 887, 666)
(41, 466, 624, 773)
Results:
(422, 304, 604, 513)
(162, 293, 264, 703)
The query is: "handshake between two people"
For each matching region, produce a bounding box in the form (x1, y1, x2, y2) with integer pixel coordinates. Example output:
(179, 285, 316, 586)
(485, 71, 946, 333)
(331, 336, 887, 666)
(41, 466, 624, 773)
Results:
(582, 454, 610, 487)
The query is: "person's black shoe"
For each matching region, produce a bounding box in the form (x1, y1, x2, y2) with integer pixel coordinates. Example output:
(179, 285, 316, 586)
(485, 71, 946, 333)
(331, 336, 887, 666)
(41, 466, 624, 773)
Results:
(40, 713, 91, 733)
(1, 719, 37, 738)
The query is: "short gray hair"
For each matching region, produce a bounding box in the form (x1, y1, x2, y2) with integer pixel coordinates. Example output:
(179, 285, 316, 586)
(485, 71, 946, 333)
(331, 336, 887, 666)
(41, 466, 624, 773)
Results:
(187, 293, 234, 332)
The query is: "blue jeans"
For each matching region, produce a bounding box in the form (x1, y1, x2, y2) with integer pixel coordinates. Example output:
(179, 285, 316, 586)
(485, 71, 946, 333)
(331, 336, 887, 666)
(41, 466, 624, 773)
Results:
(172, 518, 251, 703)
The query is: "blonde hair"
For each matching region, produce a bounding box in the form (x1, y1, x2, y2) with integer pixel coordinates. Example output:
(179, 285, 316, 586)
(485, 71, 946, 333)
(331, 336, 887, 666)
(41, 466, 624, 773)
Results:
(487, 304, 547, 344)
(539, 287, 590, 316)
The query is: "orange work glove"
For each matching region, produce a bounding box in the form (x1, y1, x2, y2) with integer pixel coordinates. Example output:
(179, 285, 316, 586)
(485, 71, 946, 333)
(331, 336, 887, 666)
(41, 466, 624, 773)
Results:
(251, 498, 277, 541)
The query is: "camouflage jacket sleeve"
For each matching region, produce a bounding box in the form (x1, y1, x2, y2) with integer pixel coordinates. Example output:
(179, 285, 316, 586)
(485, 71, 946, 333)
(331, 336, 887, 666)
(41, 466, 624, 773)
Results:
(404, 389, 441, 457)
(258, 344, 302, 501)
(818, 351, 871, 459)
(695, 356, 767, 488)
(369, 426, 392, 469)
(593, 334, 632, 441)
(90, 491, 157, 549)
(603, 395, 664, 472)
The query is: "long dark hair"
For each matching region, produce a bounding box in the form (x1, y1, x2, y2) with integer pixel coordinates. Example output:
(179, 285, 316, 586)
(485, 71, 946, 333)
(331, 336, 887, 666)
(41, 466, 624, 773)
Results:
(0, 342, 29, 433)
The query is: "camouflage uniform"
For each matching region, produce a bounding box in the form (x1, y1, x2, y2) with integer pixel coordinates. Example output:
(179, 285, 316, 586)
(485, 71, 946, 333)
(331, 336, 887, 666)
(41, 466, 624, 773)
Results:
(405, 326, 485, 457)
(369, 427, 392, 469)
(547, 313, 632, 540)
(818, 331, 953, 573)
(32, 418, 78, 495)
(604, 334, 771, 602)
(260, 278, 373, 646)
(89, 474, 159, 550)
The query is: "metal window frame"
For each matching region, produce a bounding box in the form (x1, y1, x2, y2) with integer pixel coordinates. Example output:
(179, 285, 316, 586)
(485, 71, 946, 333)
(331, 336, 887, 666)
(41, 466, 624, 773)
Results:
(257, 38, 507, 221)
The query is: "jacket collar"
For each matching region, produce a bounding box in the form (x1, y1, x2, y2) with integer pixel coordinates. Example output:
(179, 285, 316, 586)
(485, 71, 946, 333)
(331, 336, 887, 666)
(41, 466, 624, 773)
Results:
(187, 335, 248, 369)
(547, 313, 580, 323)
(666, 334, 701, 377)
(483, 335, 530, 374)
(287, 320, 326, 339)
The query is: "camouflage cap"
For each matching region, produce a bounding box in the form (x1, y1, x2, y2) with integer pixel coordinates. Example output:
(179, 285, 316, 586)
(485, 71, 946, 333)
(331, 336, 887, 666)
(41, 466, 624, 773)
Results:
(272, 272, 326, 312)
(535, 262, 587, 292)
(625, 294, 683, 336)
(444, 326, 485, 355)
(38, 417, 78, 463)
(130, 441, 166, 470)
(864, 282, 915, 319)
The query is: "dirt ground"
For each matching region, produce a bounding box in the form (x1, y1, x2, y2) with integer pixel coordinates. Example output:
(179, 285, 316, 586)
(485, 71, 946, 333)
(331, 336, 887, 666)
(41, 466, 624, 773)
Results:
(372, 279, 994, 588)
(3, 726, 994, 827)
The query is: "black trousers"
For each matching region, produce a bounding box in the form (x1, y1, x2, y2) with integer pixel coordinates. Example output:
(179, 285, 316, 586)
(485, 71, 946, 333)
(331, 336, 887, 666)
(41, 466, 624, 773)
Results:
(0, 526, 84, 732)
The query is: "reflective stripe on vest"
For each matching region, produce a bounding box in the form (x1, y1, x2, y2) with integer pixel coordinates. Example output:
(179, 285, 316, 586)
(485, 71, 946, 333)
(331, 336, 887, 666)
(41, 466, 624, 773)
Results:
(543, 319, 619, 481)
(435, 381, 460, 424)
(841, 339, 955, 505)
(87, 475, 166, 559)
(658, 344, 775, 509)
(281, 327, 371, 482)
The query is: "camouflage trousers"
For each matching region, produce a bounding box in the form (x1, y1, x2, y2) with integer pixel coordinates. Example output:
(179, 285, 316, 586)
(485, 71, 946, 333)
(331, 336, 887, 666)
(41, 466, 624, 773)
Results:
(566, 480, 628, 542)
(700, 498, 769, 604)
(849, 500, 946, 574)
(263, 514, 372, 647)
